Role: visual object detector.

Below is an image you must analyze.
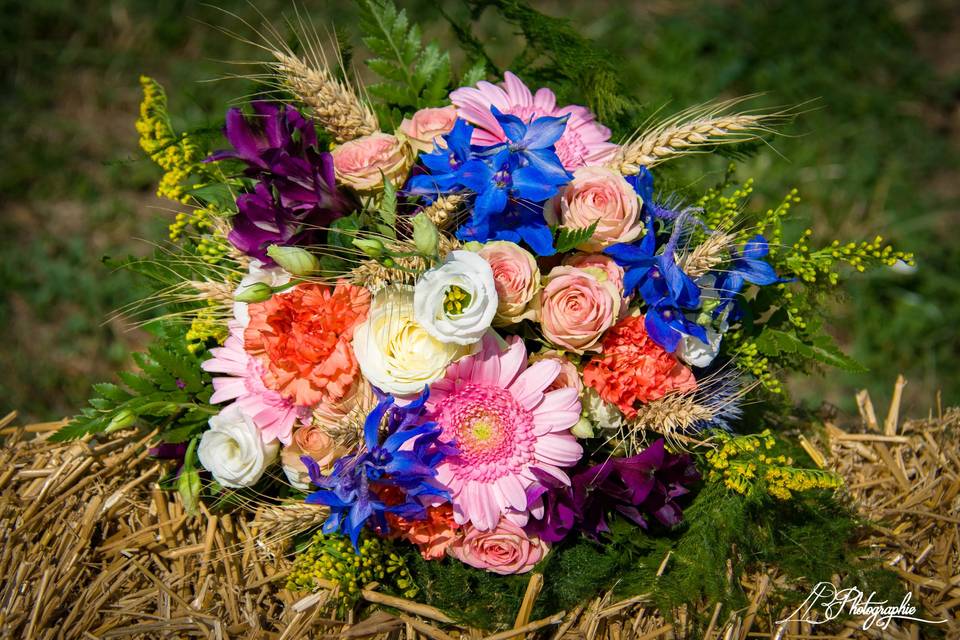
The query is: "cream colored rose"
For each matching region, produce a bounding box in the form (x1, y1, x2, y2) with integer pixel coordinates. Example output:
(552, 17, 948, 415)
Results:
(331, 132, 412, 192)
(537, 265, 621, 353)
(352, 285, 472, 397)
(398, 106, 458, 154)
(476, 241, 541, 326)
(198, 404, 279, 488)
(544, 166, 644, 250)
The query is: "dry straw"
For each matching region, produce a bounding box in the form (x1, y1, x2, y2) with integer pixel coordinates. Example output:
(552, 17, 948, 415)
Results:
(609, 97, 792, 175)
(1, 378, 956, 639)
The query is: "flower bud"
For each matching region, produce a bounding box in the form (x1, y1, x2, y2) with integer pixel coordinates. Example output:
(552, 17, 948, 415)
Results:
(412, 211, 439, 256)
(353, 238, 385, 259)
(570, 416, 595, 439)
(105, 408, 137, 433)
(266, 244, 320, 276)
(234, 282, 273, 303)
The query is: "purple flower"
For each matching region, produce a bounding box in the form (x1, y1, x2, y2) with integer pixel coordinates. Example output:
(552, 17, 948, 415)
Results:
(525, 439, 699, 541)
(208, 102, 355, 263)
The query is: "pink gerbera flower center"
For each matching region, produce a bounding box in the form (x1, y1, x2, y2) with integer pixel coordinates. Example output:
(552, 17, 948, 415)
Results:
(436, 384, 535, 482)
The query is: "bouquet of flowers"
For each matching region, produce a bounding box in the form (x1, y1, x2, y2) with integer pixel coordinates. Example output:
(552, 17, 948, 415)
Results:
(57, 0, 915, 625)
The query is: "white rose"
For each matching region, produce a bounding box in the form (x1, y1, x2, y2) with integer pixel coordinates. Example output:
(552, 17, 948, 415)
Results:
(233, 259, 291, 326)
(413, 251, 498, 345)
(353, 285, 472, 397)
(198, 404, 279, 488)
(582, 386, 625, 432)
(677, 327, 722, 368)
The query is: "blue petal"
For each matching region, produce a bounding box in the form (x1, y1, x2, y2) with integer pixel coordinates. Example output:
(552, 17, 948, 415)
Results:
(491, 106, 527, 142)
(474, 185, 509, 218)
(742, 235, 770, 259)
(364, 395, 394, 449)
(457, 159, 495, 192)
(604, 242, 655, 266)
(622, 267, 646, 296)
(645, 310, 682, 352)
(523, 148, 572, 186)
(514, 215, 556, 256)
(511, 166, 559, 202)
(627, 166, 655, 203)
(522, 114, 569, 148)
(445, 119, 475, 159)
(306, 490, 352, 508)
(737, 258, 780, 285)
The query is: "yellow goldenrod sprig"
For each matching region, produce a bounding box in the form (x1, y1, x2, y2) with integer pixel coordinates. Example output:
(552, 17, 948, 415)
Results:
(705, 429, 843, 500)
(185, 304, 229, 354)
(136, 76, 203, 204)
(287, 532, 417, 605)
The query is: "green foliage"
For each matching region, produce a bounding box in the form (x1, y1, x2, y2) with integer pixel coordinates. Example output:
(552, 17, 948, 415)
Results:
(456, 0, 632, 132)
(51, 322, 214, 442)
(553, 221, 598, 254)
(357, 0, 452, 125)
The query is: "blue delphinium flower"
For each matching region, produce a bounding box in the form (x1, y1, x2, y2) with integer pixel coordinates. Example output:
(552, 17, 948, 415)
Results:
(405, 109, 572, 256)
(714, 235, 783, 317)
(303, 389, 450, 550)
(406, 119, 475, 196)
(605, 213, 707, 352)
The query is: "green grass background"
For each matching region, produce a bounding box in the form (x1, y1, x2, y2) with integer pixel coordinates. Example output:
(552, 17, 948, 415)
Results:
(1, 0, 957, 422)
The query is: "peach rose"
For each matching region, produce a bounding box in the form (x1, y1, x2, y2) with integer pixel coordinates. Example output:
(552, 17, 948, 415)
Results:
(529, 349, 583, 393)
(448, 518, 548, 575)
(331, 132, 412, 192)
(544, 166, 643, 250)
(537, 265, 621, 353)
(476, 241, 541, 325)
(398, 106, 458, 154)
(563, 253, 625, 298)
(280, 424, 349, 490)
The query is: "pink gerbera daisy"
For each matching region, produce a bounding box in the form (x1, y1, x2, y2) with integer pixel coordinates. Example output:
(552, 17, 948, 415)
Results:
(202, 322, 303, 445)
(427, 334, 583, 531)
(449, 71, 617, 170)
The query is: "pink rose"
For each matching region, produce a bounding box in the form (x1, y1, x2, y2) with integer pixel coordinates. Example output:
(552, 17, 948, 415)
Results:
(529, 349, 583, 393)
(448, 519, 548, 575)
(544, 166, 643, 250)
(280, 424, 347, 490)
(331, 132, 412, 192)
(398, 106, 458, 154)
(476, 241, 541, 325)
(537, 265, 621, 353)
(564, 253, 625, 298)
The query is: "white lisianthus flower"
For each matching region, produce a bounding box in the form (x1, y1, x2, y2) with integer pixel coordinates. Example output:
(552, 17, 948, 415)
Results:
(198, 404, 279, 488)
(677, 327, 723, 368)
(233, 259, 291, 326)
(582, 386, 625, 432)
(413, 251, 499, 345)
(353, 285, 473, 397)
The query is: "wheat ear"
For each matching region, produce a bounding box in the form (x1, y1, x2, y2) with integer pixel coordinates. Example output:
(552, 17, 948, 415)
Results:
(616, 394, 716, 454)
(422, 195, 466, 229)
(611, 97, 791, 175)
(252, 503, 330, 541)
(272, 51, 378, 143)
(677, 231, 737, 277)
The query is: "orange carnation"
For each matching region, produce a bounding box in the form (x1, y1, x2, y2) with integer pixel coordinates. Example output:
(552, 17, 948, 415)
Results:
(377, 486, 460, 560)
(244, 281, 370, 406)
(582, 315, 696, 418)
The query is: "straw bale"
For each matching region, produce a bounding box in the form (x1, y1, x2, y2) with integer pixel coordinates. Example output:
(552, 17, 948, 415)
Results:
(0, 378, 956, 639)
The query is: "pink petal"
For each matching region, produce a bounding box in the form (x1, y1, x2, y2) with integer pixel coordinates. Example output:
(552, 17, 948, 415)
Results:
(210, 378, 246, 403)
(533, 87, 556, 112)
(496, 474, 528, 512)
(503, 71, 532, 107)
(495, 336, 527, 388)
(508, 360, 561, 409)
(534, 434, 583, 467)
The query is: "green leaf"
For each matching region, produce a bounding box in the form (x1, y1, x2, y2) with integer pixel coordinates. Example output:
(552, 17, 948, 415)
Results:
(460, 59, 488, 86)
(554, 222, 598, 254)
(187, 183, 237, 210)
(754, 328, 867, 373)
(176, 437, 202, 516)
(378, 175, 397, 227)
(358, 0, 453, 121)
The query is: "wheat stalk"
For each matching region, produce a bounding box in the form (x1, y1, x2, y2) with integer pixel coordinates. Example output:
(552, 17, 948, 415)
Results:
(252, 503, 330, 541)
(677, 231, 737, 277)
(610, 97, 791, 175)
(616, 394, 716, 454)
(422, 195, 466, 229)
(348, 235, 460, 291)
(272, 51, 378, 143)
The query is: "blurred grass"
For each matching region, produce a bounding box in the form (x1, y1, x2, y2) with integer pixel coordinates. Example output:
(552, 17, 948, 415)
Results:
(0, 0, 957, 422)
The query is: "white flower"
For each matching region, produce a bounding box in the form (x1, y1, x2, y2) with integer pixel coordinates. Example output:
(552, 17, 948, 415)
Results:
(677, 328, 722, 368)
(233, 259, 291, 327)
(198, 404, 279, 488)
(413, 250, 498, 345)
(582, 386, 625, 432)
(353, 285, 472, 397)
